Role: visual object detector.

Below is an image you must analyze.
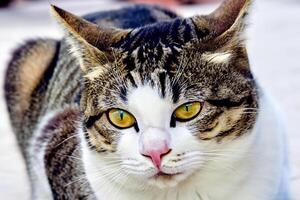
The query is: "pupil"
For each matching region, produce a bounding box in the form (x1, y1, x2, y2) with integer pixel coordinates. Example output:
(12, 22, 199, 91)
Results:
(119, 111, 124, 120)
(185, 105, 189, 112)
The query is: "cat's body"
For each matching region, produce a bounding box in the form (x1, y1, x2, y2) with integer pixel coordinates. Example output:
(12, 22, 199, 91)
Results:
(5, 1, 290, 200)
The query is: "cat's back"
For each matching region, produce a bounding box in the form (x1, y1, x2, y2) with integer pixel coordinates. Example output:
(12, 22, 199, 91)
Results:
(84, 5, 177, 29)
(4, 4, 178, 150)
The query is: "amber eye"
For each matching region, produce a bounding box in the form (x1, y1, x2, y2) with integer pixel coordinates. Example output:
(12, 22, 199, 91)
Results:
(174, 102, 202, 122)
(107, 109, 136, 129)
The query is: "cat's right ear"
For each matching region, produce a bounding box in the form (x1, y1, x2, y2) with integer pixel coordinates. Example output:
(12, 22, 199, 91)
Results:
(192, 0, 252, 44)
(51, 5, 130, 73)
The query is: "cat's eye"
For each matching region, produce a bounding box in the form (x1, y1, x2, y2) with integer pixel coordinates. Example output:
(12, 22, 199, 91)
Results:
(173, 102, 202, 122)
(107, 109, 136, 129)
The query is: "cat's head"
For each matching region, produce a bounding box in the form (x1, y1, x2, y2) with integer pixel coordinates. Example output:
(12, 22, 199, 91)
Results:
(52, 0, 258, 190)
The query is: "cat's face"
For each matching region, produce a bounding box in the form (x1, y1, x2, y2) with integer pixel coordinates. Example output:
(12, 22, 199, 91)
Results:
(80, 38, 258, 188)
(52, 0, 257, 189)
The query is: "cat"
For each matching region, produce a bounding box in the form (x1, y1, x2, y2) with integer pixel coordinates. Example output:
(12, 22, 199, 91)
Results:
(4, 0, 290, 199)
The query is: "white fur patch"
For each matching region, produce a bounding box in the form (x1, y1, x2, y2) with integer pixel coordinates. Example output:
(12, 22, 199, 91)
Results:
(29, 110, 60, 200)
(83, 65, 107, 80)
(202, 51, 232, 64)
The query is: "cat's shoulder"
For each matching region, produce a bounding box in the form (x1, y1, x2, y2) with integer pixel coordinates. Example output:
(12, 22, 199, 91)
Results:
(5, 38, 59, 131)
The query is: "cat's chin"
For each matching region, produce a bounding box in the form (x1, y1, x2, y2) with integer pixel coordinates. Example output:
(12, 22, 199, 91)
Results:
(146, 171, 191, 189)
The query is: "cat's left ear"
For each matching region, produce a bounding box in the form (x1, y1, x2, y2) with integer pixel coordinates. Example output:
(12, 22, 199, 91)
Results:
(51, 5, 130, 73)
(192, 0, 252, 43)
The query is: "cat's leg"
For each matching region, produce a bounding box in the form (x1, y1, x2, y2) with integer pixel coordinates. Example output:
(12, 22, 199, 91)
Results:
(30, 107, 95, 200)
(28, 111, 59, 200)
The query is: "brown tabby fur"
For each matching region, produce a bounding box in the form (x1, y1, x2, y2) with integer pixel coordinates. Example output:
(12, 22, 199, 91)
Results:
(4, 1, 259, 199)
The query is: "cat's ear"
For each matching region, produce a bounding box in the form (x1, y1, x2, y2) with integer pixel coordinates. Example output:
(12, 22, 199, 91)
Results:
(192, 0, 251, 42)
(51, 5, 129, 73)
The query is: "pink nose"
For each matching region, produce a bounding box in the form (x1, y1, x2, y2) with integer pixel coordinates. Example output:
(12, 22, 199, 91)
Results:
(141, 144, 172, 169)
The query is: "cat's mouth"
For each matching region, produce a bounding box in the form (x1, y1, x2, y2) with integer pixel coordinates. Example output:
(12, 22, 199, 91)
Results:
(154, 171, 183, 179)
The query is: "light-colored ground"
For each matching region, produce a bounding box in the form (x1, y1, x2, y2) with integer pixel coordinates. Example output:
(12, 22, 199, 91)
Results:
(0, 0, 299, 199)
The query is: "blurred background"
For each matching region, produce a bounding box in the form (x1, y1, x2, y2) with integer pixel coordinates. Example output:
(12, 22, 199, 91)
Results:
(0, 0, 299, 199)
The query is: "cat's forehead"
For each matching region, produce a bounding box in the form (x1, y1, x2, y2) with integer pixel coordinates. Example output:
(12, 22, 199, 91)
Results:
(109, 18, 208, 77)
(113, 18, 207, 51)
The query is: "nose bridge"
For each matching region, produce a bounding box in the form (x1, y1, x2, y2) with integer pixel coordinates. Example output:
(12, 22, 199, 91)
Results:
(140, 127, 170, 149)
(138, 100, 169, 128)
(144, 110, 166, 127)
